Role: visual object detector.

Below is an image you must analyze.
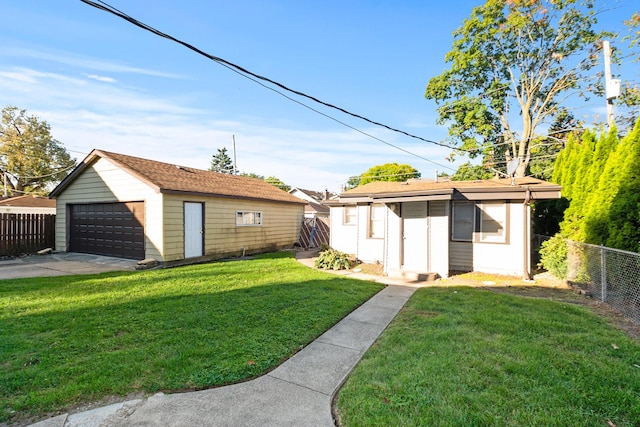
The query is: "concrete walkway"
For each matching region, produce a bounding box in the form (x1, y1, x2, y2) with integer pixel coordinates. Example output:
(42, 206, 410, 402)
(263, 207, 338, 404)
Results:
(29, 254, 420, 427)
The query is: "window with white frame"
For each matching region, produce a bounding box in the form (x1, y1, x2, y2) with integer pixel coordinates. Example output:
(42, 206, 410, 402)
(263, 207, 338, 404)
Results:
(451, 201, 474, 241)
(236, 211, 262, 226)
(369, 204, 385, 238)
(343, 205, 357, 225)
(478, 201, 507, 243)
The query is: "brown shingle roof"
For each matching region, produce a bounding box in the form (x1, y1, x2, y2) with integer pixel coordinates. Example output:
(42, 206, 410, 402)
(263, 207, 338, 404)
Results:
(341, 177, 559, 196)
(51, 149, 306, 205)
(0, 195, 56, 208)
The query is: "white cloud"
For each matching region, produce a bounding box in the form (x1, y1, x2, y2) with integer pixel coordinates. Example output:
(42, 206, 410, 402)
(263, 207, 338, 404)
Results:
(84, 74, 117, 83)
(0, 47, 183, 79)
(0, 63, 457, 192)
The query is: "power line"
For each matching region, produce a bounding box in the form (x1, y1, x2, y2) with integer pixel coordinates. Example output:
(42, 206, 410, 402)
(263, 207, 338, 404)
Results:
(79, 0, 460, 171)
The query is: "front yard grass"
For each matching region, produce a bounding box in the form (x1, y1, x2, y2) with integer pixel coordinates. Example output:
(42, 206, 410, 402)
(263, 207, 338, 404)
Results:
(0, 251, 384, 424)
(336, 286, 640, 427)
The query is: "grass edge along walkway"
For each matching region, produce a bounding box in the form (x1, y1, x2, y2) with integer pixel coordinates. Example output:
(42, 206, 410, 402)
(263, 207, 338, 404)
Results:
(336, 286, 640, 427)
(0, 251, 385, 425)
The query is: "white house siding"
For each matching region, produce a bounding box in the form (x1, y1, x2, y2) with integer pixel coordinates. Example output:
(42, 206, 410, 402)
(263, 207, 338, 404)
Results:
(354, 204, 385, 263)
(471, 202, 526, 276)
(329, 206, 358, 255)
(449, 201, 526, 276)
(162, 195, 303, 261)
(54, 157, 163, 260)
(329, 205, 385, 263)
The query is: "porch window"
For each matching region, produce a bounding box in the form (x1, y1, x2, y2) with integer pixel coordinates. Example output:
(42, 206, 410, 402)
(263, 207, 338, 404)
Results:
(236, 211, 262, 226)
(479, 202, 507, 243)
(452, 201, 474, 241)
(343, 206, 357, 225)
(369, 204, 385, 238)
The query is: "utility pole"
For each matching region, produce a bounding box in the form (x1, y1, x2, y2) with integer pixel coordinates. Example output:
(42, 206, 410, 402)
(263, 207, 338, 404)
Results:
(232, 134, 237, 175)
(603, 40, 621, 128)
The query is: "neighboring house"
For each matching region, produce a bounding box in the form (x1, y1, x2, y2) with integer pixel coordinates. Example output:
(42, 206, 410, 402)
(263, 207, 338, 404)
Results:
(49, 149, 306, 262)
(289, 187, 335, 248)
(326, 177, 561, 279)
(288, 187, 335, 219)
(0, 195, 57, 214)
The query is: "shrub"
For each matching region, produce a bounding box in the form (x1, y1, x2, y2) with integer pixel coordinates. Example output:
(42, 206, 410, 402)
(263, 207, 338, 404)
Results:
(315, 248, 354, 270)
(539, 234, 567, 278)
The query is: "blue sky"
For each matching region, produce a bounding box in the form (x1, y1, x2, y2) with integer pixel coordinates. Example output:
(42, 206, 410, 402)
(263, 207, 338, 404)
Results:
(0, 1, 636, 192)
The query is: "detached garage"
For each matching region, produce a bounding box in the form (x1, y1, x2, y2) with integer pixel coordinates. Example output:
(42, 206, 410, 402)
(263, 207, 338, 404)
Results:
(50, 149, 305, 262)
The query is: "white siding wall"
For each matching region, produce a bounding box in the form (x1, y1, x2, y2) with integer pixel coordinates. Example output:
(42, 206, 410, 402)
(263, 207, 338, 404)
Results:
(162, 195, 303, 261)
(354, 204, 385, 263)
(54, 158, 163, 259)
(329, 205, 384, 263)
(449, 201, 526, 276)
(329, 206, 358, 255)
(472, 202, 525, 276)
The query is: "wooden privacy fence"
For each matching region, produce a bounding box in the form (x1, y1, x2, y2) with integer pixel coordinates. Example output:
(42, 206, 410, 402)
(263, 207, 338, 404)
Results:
(0, 213, 56, 256)
(299, 216, 330, 249)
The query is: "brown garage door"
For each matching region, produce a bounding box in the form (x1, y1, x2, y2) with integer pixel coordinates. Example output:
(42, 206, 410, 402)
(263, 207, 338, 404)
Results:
(69, 202, 145, 260)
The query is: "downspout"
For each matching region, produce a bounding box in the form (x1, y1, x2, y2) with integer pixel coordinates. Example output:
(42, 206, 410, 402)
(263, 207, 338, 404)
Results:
(523, 187, 532, 280)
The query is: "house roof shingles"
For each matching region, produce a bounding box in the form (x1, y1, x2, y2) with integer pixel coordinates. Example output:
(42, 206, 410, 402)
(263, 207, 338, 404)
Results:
(330, 177, 561, 203)
(0, 195, 56, 208)
(50, 149, 306, 205)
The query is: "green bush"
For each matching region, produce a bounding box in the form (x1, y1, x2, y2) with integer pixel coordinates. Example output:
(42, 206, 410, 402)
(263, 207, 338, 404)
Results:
(315, 248, 354, 270)
(539, 234, 567, 278)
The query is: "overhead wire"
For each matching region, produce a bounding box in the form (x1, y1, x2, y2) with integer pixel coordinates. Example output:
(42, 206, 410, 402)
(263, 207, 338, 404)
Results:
(80, 0, 461, 171)
(79, 0, 575, 176)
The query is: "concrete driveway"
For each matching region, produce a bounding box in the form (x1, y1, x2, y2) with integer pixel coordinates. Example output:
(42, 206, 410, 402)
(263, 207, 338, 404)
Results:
(0, 252, 139, 280)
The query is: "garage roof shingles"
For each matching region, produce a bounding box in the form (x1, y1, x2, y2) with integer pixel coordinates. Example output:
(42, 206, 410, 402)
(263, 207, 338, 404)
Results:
(53, 149, 305, 205)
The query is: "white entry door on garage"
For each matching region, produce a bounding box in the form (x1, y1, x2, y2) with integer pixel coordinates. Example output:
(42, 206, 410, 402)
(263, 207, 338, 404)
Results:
(184, 202, 203, 258)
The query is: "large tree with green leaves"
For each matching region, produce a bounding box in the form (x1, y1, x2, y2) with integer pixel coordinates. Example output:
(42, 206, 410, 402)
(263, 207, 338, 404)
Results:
(264, 176, 290, 192)
(357, 163, 421, 186)
(0, 106, 75, 196)
(425, 0, 604, 178)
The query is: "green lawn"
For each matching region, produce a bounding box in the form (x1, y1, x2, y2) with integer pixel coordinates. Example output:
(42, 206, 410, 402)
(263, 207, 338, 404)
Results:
(0, 252, 384, 424)
(336, 287, 640, 427)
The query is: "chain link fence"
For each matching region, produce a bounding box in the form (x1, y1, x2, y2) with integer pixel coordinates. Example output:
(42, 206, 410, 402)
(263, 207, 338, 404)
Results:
(567, 240, 640, 324)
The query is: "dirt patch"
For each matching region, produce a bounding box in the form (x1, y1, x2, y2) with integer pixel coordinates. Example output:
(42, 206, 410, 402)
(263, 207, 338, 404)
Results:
(353, 262, 384, 276)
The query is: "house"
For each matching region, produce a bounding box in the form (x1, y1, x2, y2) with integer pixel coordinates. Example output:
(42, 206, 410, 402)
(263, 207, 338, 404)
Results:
(326, 177, 561, 279)
(0, 195, 57, 214)
(289, 187, 335, 248)
(288, 187, 334, 219)
(49, 149, 306, 262)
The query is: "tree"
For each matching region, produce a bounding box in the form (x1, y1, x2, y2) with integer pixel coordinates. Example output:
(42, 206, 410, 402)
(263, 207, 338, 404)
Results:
(0, 106, 75, 196)
(358, 163, 420, 186)
(239, 172, 264, 180)
(209, 147, 234, 174)
(265, 176, 290, 192)
(344, 175, 361, 191)
(615, 12, 640, 133)
(425, 0, 603, 178)
(450, 161, 493, 181)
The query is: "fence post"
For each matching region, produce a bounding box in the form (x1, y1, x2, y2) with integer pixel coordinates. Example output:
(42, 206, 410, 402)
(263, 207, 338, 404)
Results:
(601, 245, 607, 303)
